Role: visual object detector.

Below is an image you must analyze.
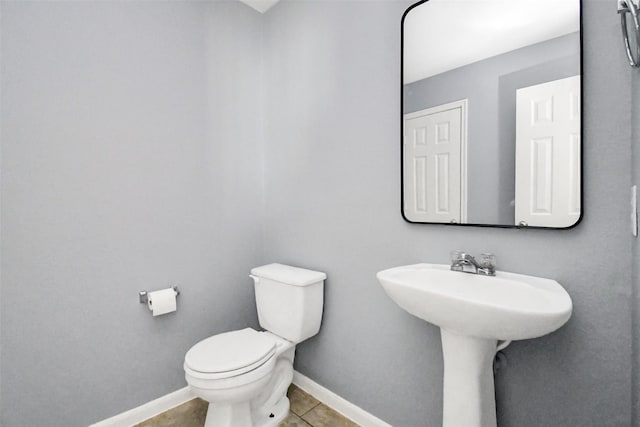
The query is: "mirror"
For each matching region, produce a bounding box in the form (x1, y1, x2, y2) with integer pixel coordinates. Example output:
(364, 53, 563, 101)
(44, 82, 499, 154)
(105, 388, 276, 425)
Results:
(402, 0, 582, 228)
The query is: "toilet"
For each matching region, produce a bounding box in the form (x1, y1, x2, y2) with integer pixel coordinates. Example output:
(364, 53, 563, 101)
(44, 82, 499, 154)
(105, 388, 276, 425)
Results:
(183, 263, 326, 427)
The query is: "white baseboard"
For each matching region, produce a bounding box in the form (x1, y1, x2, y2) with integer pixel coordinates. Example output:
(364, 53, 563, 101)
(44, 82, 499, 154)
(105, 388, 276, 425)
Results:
(89, 372, 392, 427)
(292, 371, 392, 427)
(88, 386, 194, 427)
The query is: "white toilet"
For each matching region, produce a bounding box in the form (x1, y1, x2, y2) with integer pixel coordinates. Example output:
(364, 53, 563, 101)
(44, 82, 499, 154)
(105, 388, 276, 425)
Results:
(183, 263, 326, 427)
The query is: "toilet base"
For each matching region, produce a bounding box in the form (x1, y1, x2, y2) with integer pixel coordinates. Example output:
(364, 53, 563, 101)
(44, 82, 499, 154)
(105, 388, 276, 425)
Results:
(204, 401, 252, 427)
(254, 396, 290, 427)
(204, 395, 289, 427)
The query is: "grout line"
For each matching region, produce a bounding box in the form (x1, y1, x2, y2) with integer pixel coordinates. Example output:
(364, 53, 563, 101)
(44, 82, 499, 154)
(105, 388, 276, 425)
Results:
(299, 413, 313, 427)
(299, 401, 322, 417)
(285, 411, 312, 427)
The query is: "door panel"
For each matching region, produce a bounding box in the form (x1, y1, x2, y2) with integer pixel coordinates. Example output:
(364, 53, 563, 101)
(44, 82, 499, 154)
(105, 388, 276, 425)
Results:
(515, 76, 581, 227)
(404, 100, 466, 223)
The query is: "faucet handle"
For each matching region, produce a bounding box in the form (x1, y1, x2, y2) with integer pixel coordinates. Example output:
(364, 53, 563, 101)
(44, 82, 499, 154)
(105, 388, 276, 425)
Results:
(450, 250, 463, 263)
(479, 253, 496, 269)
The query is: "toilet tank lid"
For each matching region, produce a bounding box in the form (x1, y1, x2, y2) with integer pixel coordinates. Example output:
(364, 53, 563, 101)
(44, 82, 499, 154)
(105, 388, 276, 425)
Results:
(251, 263, 326, 286)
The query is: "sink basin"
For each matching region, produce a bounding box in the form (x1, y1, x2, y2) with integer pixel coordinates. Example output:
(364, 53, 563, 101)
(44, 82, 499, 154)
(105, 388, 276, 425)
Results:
(377, 263, 572, 340)
(377, 263, 572, 427)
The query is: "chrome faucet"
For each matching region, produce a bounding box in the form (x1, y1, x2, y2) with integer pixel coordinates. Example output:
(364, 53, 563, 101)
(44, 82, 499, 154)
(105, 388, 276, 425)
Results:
(450, 251, 496, 276)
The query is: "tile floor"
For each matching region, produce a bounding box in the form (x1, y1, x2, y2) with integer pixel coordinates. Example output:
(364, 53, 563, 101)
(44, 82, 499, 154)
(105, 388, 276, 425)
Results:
(134, 384, 360, 427)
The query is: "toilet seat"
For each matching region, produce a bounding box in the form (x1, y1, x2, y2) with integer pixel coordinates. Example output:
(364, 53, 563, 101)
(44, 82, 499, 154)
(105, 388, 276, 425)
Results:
(184, 328, 276, 380)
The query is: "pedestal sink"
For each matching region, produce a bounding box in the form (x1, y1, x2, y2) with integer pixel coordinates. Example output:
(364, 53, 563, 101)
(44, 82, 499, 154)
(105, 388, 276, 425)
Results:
(376, 263, 572, 427)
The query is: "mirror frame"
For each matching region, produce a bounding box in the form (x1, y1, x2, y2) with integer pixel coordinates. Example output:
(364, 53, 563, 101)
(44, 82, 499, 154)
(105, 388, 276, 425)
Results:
(400, 0, 584, 230)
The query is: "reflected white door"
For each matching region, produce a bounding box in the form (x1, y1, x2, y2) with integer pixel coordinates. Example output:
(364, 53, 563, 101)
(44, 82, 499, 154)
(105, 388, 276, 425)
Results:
(515, 76, 580, 227)
(404, 100, 467, 223)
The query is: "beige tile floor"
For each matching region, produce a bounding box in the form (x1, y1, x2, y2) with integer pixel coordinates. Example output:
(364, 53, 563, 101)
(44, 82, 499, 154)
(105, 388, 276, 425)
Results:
(134, 385, 360, 427)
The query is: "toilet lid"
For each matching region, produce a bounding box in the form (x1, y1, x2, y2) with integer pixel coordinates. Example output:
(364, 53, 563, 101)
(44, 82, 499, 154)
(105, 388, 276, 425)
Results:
(184, 328, 276, 374)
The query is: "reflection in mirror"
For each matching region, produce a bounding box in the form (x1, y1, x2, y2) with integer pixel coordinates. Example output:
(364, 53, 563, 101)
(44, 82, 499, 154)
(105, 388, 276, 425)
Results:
(402, 0, 581, 228)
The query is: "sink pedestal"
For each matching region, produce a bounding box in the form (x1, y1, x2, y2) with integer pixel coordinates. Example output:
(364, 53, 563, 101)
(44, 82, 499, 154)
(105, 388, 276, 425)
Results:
(441, 329, 498, 427)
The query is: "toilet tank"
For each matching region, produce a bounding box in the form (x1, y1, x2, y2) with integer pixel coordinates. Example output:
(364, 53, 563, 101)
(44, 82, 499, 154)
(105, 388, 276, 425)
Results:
(250, 263, 326, 343)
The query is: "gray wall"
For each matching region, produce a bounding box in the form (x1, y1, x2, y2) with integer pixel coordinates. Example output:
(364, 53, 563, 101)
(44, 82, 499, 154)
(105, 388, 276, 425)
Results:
(631, 9, 640, 426)
(263, 1, 632, 426)
(404, 34, 580, 225)
(0, 0, 636, 426)
(0, 1, 263, 425)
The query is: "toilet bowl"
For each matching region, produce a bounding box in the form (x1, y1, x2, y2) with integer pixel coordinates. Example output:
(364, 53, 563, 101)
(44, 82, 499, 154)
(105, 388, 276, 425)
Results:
(184, 263, 326, 427)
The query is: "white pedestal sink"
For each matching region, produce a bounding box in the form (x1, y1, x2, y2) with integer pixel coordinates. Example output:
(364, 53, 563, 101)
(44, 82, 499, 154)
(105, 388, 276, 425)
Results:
(377, 264, 572, 427)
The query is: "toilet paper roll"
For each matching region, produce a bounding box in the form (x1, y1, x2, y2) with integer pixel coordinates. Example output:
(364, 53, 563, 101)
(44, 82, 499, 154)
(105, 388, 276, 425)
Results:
(147, 288, 177, 317)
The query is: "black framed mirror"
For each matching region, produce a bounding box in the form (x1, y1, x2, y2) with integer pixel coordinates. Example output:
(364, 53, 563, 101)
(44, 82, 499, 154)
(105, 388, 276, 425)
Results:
(401, 0, 582, 228)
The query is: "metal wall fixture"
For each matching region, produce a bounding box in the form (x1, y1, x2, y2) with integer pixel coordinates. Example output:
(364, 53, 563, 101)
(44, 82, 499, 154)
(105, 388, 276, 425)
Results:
(619, 0, 640, 67)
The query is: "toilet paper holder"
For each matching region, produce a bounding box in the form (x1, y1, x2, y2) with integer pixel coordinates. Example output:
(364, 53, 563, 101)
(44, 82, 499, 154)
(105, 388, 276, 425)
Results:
(139, 286, 180, 304)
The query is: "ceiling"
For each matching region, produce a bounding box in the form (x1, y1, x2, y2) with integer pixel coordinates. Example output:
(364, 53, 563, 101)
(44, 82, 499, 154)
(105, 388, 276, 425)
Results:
(238, 0, 281, 13)
(404, 0, 580, 83)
